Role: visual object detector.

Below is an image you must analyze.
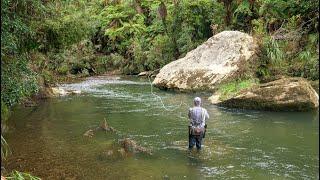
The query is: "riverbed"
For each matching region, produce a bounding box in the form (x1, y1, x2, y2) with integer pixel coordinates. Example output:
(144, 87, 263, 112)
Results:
(3, 76, 319, 179)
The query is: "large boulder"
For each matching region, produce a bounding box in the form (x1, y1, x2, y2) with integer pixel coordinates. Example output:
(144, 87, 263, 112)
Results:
(215, 78, 319, 111)
(152, 31, 258, 91)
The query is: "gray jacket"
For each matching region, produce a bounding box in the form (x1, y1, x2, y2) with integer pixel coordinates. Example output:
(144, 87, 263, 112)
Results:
(188, 106, 209, 128)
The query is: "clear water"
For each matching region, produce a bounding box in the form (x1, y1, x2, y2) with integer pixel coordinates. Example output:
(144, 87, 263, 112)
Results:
(3, 76, 319, 179)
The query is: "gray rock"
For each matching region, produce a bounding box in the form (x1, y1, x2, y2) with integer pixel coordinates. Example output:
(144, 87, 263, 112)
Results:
(83, 118, 117, 138)
(138, 71, 150, 76)
(138, 69, 160, 77)
(153, 31, 257, 91)
(215, 77, 319, 111)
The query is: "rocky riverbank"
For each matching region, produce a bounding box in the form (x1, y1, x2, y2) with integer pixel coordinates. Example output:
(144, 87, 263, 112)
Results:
(212, 77, 319, 111)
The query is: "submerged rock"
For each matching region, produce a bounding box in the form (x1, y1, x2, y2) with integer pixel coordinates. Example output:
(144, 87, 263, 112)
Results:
(83, 129, 94, 138)
(99, 139, 152, 161)
(118, 138, 152, 155)
(216, 77, 319, 111)
(99, 118, 117, 132)
(99, 147, 128, 161)
(83, 118, 117, 138)
(153, 31, 258, 91)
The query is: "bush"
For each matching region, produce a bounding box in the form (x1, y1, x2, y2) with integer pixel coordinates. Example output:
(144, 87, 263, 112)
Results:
(57, 64, 69, 75)
(1, 0, 45, 55)
(256, 36, 287, 80)
(146, 34, 175, 70)
(109, 53, 126, 69)
(37, 1, 99, 52)
(1, 55, 39, 106)
(92, 56, 110, 74)
(41, 69, 55, 85)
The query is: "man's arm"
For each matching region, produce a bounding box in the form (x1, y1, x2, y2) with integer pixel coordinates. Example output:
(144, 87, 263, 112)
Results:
(205, 109, 209, 120)
(199, 108, 206, 128)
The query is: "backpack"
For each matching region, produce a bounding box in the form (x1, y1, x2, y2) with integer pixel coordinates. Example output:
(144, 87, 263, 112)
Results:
(190, 108, 206, 136)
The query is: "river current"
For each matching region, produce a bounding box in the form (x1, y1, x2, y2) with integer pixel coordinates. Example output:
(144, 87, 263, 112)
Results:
(3, 76, 319, 179)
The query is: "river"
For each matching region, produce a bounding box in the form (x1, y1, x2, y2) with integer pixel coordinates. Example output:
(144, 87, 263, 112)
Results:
(3, 76, 319, 179)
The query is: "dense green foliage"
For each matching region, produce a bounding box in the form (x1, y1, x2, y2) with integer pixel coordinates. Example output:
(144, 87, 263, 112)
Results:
(93, 0, 224, 74)
(1, 55, 38, 106)
(252, 0, 319, 81)
(1, 0, 318, 108)
(1, 0, 99, 107)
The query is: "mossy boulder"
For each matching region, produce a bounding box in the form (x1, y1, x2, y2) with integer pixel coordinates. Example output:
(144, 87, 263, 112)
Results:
(216, 77, 319, 111)
(152, 31, 258, 91)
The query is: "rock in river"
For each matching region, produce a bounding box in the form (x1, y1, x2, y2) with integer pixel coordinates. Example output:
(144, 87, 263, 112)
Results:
(118, 138, 152, 155)
(83, 118, 117, 138)
(38, 87, 82, 98)
(153, 31, 258, 91)
(215, 77, 319, 111)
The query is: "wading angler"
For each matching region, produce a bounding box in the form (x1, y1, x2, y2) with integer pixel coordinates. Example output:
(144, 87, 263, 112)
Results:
(188, 97, 209, 151)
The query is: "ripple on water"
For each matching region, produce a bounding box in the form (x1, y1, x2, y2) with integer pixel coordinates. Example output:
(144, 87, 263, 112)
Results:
(200, 166, 228, 177)
(61, 77, 148, 90)
(60, 77, 152, 101)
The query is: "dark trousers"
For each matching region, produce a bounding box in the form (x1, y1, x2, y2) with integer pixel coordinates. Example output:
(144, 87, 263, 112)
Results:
(189, 134, 203, 150)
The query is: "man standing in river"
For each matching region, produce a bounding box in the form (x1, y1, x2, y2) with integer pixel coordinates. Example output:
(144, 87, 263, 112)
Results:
(188, 97, 209, 151)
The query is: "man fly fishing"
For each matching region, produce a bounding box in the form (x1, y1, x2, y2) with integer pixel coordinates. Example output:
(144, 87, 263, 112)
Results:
(188, 97, 209, 151)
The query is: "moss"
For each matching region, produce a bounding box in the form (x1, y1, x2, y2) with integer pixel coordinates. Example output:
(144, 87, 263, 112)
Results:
(217, 78, 259, 101)
(218, 77, 318, 111)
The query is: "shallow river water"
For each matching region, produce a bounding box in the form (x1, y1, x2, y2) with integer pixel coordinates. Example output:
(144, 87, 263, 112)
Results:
(3, 76, 319, 179)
